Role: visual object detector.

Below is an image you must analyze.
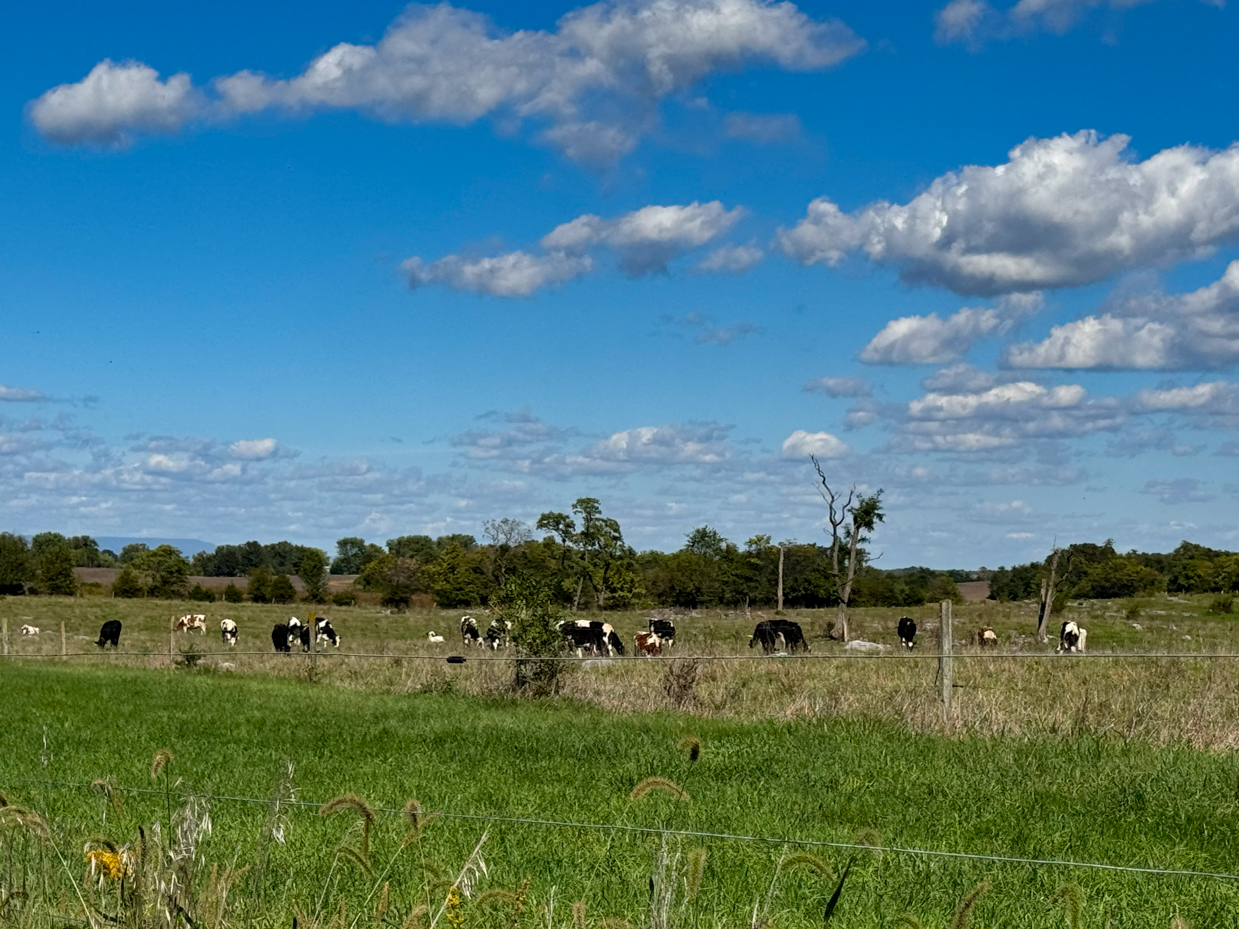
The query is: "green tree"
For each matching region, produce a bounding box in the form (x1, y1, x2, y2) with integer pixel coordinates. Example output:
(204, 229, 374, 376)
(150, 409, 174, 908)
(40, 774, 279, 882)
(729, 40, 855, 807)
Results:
(483, 517, 533, 585)
(494, 572, 565, 695)
(119, 542, 150, 564)
(188, 584, 216, 602)
(387, 534, 439, 562)
(1073, 557, 1164, 600)
(298, 547, 330, 603)
(359, 554, 421, 608)
(427, 544, 490, 608)
(269, 574, 298, 604)
(222, 583, 244, 603)
(536, 498, 631, 610)
(248, 564, 274, 603)
(133, 545, 191, 599)
(0, 532, 32, 595)
(331, 537, 384, 574)
(111, 566, 145, 598)
(36, 545, 78, 596)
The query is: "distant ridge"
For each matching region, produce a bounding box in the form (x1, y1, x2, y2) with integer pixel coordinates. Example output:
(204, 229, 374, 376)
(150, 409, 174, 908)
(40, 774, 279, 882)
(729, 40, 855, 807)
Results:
(95, 537, 215, 555)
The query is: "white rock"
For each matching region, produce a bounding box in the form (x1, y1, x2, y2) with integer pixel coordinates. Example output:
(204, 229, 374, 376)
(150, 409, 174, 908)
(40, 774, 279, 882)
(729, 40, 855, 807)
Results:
(843, 640, 891, 653)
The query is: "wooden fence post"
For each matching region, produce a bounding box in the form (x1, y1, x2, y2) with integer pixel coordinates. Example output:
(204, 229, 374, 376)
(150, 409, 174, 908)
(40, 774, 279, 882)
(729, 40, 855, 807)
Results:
(940, 599, 953, 725)
(308, 610, 318, 673)
(61, 621, 66, 657)
(2, 617, 8, 656)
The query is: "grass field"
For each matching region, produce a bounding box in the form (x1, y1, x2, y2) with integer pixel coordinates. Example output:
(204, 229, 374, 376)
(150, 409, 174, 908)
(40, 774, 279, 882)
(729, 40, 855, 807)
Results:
(3, 662, 1239, 928)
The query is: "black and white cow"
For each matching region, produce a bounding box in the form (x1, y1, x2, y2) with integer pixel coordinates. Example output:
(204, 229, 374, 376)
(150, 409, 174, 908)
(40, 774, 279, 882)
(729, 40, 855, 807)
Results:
(220, 618, 238, 647)
(316, 618, 340, 648)
(20, 624, 40, 636)
(649, 618, 676, 647)
(294, 624, 311, 652)
(96, 620, 122, 649)
(559, 620, 625, 657)
(484, 618, 510, 650)
(460, 616, 480, 647)
(1057, 621, 1087, 654)
(897, 617, 917, 650)
(271, 623, 292, 653)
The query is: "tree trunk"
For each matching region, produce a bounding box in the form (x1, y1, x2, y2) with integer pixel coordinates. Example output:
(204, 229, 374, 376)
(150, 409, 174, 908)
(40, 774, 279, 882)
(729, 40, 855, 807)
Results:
(573, 575, 585, 612)
(1036, 549, 1060, 643)
(777, 546, 784, 612)
(833, 604, 849, 643)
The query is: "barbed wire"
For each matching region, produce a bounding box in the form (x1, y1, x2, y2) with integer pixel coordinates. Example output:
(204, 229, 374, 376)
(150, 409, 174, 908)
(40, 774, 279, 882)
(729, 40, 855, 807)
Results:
(8, 775, 1238, 882)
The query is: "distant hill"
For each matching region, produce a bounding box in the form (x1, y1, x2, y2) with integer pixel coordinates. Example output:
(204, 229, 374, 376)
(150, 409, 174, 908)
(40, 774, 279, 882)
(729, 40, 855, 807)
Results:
(95, 537, 215, 556)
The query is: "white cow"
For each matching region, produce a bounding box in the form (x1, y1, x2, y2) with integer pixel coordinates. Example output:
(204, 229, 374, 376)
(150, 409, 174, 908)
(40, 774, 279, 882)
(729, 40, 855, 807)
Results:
(220, 618, 238, 647)
(20, 624, 40, 636)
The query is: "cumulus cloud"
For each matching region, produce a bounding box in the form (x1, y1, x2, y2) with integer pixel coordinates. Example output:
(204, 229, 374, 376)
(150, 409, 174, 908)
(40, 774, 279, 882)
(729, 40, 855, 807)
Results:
(777, 132, 1239, 296)
(450, 412, 573, 459)
(695, 243, 764, 274)
(1106, 428, 1203, 458)
(0, 385, 49, 402)
(587, 423, 734, 464)
(803, 376, 872, 397)
(406, 201, 744, 296)
(935, 0, 1219, 48)
(862, 292, 1042, 364)
(31, 0, 864, 163)
(722, 111, 802, 144)
(781, 429, 850, 458)
(1004, 260, 1239, 370)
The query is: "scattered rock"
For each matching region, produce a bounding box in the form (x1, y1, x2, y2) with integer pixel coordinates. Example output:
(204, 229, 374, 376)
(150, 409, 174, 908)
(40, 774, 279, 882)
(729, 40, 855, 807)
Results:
(844, 640, 891, 653)
(1130, 623, 1143, 631)
(218, 662, 236, 672)
(1182, 635, 1192, 640)
(581, 659, 616, 669)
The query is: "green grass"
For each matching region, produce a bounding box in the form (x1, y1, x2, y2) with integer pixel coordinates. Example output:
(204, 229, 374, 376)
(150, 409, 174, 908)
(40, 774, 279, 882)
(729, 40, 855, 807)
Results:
(3, 663, 1239, 927)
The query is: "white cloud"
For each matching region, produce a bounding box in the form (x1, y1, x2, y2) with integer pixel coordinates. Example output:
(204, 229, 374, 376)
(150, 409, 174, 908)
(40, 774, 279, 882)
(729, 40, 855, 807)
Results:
(780, 429, 850, 458)
(30, 60, 201, 148)
(803, 376, 872, 397)
(407, 201, 743, 295)
(934, 0, 1220, 48)
(1004, 260, 1239, 370)
(0, 385, 49, 403)
(1141, 477, 1215, 506)
(696, 243, 764, 274)
(587, 423, 733, 464)
(777, 132, 1239, 296)
(722, 111, 802, 144)
(1132, 380, 1239, 413)
(862, 292, 1042, 364)
(403, 251, 593, 297)
(934, 0, 994, 44)
(228, 438, 284, 460)
(32, 0, 864, 163)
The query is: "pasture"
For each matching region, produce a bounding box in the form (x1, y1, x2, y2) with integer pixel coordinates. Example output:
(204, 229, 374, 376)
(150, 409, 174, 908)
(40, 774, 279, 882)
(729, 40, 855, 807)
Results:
(3, 662, 1239, 929)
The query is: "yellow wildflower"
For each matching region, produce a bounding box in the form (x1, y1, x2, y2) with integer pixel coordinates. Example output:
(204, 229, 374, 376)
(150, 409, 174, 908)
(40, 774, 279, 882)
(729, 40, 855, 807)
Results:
(445, 886, 464, 929)
(85, 848, 126, 880)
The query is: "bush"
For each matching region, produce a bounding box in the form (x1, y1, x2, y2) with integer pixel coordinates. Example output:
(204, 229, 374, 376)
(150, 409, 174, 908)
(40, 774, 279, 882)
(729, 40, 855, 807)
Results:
(111, 566, 145, 598)
(1206, 594, 1234, 615)
(331, 590, 358, 607)
(223, 584, 244, 603)
(188, 584, 216, 603)
(269, 574, 297, 604)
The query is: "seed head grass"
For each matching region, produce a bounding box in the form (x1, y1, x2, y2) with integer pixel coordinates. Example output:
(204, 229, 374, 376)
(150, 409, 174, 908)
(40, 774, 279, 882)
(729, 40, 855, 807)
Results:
(629, 778, 689, 803)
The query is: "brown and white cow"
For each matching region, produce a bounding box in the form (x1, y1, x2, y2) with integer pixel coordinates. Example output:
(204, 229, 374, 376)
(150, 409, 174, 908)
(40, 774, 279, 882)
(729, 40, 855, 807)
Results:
(175, 614, 207, 634)
(977, 626, 998, 647)
(634, 631, 662, 656)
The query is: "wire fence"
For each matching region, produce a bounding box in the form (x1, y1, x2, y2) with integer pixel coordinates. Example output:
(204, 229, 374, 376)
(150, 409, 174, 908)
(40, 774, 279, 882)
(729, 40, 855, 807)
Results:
(9, 776, 1239, 883)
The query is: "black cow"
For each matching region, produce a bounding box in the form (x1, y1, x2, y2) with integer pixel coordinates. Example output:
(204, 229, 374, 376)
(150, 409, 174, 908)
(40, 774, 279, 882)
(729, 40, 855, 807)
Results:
(271, 623, 292, 653)
(649, 618, 676, 646)
(749, 619, 808, 654)
(96, 620, 122, 649)
(897, 617, 917, 649)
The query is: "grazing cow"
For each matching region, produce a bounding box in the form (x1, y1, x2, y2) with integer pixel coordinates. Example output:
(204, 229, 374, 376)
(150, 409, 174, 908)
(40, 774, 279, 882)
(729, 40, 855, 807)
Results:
(460, 616, 480, 647)
(287, 617, 303, 634)
(749, 619, 808, 654)
(484, 618, 510, 650)
(1057, 621, 1087, 654)
(897, 617, 917, 650)
(427, 631, 445, 644)
(96, 620, 122, 649)
(316, 618, 340, 648)
(559, 620, 603, 657)
(634, 631, 662, 656)
(295, 624, 311, 652)
(271, 623, 292, 653)
(176, 614, 207, 634)
(649, 618, 676, 647)
(20, 624, 39, 636)
(220, 619, 238, 647)
(977, 626, 998, 647)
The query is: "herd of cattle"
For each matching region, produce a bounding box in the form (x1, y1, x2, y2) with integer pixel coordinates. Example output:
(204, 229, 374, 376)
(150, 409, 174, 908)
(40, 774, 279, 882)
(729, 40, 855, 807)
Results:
(34, 612, 1090, 656)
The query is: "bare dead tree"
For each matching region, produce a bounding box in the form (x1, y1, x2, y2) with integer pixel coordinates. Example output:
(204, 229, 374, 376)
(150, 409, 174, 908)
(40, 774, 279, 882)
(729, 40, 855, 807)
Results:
(1036, 547, 1063, 643)
(812, 456, 884, 642)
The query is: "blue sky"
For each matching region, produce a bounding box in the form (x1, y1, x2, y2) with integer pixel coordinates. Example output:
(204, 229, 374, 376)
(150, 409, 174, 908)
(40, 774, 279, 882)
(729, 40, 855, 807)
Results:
(3, 0, 1239, 566)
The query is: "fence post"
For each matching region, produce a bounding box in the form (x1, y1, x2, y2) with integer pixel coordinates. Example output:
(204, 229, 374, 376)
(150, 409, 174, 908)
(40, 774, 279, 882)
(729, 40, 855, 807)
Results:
(170, 616, 176, 666)
(308, 610, 318, 672)
(940, 599, 953, 725)
(61, 621, 66, 657)
(2, 617, 7, 656)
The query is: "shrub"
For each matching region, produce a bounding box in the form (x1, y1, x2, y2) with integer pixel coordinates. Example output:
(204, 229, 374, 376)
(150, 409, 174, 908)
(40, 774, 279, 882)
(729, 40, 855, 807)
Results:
(223, 583, 244, 603)
(332, 590, 358, 607)
(188, 584, 216, 603)
(1206, 594, 1234, 615)
(269, 574, 297, 604)
(111, 566, 145, 598)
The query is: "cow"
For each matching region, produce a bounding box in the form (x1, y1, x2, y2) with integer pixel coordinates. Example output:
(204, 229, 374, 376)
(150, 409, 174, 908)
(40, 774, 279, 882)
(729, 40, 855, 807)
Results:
(427, 631, 445, 644)
(484, 618, 510, 650)
(294, 624, 311, 652)
(634, 631, 662, 656)
(20, 624, 39, 636)
(96, 620, 122, 649)
(316, 618, 340, 648)
(977, 626, 998, 647)
(749, 619, 808, 654)
(271, 623, 292, 653)
(897, 617, 917, 650)
(649, 618, 676, 647)
(1057, 621, 1087, 654)
(560, 620, 605, 657)
(460, 616, 480, 647)
(220, 619, 238, 647)
(287, 617, 303, 635)
(176, 614, 207, 634)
